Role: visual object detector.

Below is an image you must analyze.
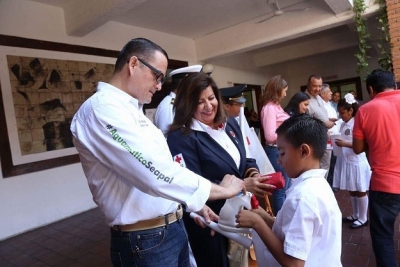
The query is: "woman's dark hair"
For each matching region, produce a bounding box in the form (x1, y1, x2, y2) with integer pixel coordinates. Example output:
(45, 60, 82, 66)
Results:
(114, 38, 168, 73)
(168, 73, 226, 135)
(337, 96, 359, 117)
(284, 92, 310, 116)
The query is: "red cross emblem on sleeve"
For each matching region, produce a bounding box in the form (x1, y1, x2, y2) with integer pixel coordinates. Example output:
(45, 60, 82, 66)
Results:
(173, 153, 186, 168)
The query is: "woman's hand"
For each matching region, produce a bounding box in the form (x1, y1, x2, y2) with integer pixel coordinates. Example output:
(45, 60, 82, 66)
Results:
(244, 174, 276, 198)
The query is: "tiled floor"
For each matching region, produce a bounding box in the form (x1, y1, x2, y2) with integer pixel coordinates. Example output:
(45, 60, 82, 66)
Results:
(0, 190, 399, 267)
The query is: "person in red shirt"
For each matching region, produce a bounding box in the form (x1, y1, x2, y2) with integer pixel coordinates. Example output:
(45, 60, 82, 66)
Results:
(353, 69, 400, 267)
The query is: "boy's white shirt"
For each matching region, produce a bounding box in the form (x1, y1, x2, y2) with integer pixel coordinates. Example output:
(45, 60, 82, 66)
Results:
(253, 169, 342, 267)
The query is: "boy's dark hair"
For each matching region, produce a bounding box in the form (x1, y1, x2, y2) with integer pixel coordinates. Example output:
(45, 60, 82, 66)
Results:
(276, 114, 327, 160)
(365, 69, 396, 94)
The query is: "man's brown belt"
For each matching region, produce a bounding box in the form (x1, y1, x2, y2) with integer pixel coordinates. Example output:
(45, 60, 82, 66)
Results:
(112, 205, 183, 232)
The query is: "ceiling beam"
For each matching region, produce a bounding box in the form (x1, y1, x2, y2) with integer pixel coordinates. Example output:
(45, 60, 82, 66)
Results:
(252, 30, 359, 67)
(323, 0, 353, 15)
(194, 1, 379, 62)
(64, 0, 148, 37)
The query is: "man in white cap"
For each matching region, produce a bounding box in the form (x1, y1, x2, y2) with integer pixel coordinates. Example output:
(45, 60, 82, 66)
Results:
(154, 65, 202, 136)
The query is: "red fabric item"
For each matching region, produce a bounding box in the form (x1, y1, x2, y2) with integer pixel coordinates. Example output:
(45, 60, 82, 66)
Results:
(250, 194, 259, 209)
(263, 172, 285, 190)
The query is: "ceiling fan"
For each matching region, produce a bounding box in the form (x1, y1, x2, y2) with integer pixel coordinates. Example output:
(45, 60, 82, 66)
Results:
(256, 0, 311, 24)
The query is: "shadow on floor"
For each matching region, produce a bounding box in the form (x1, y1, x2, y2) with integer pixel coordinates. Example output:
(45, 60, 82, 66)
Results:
(1, 190, 399, 266)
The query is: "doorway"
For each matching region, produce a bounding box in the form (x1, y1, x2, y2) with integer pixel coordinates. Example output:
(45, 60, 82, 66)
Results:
(234, 83, 264, 144)
(300, 77, 363, 100)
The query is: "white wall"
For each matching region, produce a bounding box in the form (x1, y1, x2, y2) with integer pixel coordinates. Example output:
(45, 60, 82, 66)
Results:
(0, 0, 267, 240)
(211, 65, 267, 89)
(0, 165, 96, 241)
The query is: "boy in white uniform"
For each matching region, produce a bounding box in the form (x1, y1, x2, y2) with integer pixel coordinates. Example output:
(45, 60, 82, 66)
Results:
(236, 115, 342, 266)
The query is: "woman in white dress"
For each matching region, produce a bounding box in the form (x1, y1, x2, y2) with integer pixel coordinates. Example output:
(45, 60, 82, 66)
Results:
(333, 93, 371, 229)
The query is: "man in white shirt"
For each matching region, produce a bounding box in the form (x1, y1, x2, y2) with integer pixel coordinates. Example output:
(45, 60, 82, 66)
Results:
(305, 75, 334, 178)
(321, 84, 338, 123)
(70, 38, 245, 267)
(154, 65, 202, 136)
(320, 83, 340, 187)
(330, 90, 341, 118)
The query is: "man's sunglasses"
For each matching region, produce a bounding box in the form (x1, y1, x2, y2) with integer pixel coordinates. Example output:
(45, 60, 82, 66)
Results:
(135, 57, 165, 85)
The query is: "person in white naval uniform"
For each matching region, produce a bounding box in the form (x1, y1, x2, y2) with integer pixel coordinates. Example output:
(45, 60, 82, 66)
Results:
(154, 65, 203, 136)
(70, 38, 245, 267)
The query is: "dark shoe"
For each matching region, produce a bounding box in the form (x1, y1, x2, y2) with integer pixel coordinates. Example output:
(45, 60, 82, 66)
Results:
(350, 219, 368, 229)
(342, 215, 357, 223)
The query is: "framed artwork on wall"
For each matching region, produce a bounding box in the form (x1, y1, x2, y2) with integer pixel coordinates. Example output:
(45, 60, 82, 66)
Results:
(1, 51, 115, 166)
(0, 35, 187, 177)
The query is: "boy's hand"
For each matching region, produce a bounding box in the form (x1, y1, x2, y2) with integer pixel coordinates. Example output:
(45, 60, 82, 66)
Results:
(235, 209, 264, 229)
(252, 206, 273, 222)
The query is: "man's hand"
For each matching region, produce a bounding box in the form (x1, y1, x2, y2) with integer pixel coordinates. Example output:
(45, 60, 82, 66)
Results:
(220, 174, 246, 196)
(194, 205, 219, 236)
(208, 175, 245, 201)
(244, 174, 276, 198)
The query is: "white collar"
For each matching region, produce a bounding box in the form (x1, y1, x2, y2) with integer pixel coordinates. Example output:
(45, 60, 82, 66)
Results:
(97, 82, 141, 110)
(289, 169, 327, 192)
(297, 169, 327, 180)
(191, 118, 226, 132)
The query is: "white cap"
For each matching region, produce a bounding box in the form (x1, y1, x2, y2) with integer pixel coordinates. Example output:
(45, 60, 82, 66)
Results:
(169, 65, 203, 78)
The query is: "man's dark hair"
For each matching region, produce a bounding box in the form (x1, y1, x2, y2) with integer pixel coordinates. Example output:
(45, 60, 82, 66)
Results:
(307, 74, 322, 84)
(114, 38, 169, 73)
(366, 69, 396, 94)
(276, 114, 327, 160)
